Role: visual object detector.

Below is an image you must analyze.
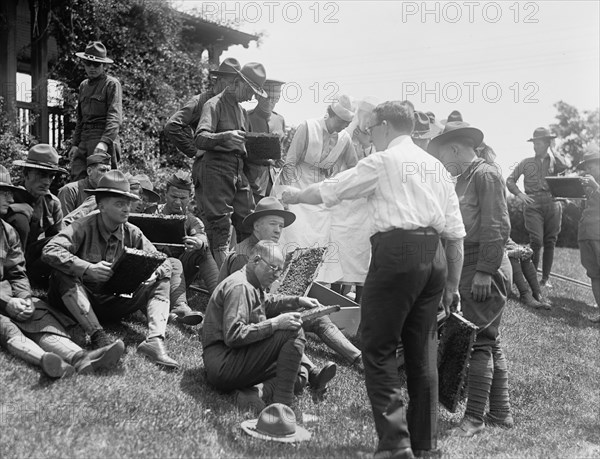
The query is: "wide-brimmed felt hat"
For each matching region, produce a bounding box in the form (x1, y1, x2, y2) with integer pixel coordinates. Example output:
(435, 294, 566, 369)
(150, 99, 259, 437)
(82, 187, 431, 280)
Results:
(576, 141, 600, 170)
(243, 196, 296, 232)
(86, 152, 111, 167)
(75, 41, 113, 64)
(133, 174, 160, 202)
(427, 121, 484, 157)
(330, 94, 355, 123)
(412, 111, 437, 140)
(86, 170, 140, 200)
(241, 403, 311, 443)
(14, 144, 68, 174)
(209, 57, 241, 76)
(235, 62, 267, 98)
(527, 127, 557, 142)
(0, 165, 21, 192)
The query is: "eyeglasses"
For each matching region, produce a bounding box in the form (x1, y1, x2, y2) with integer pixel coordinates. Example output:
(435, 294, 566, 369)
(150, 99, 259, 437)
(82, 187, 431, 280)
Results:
(365, 121, 383, 136)
(83, 61, 102, 68)
(255, 255, 284, 274)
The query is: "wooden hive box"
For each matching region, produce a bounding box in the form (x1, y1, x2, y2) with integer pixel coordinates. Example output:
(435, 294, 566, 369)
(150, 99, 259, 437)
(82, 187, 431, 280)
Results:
(101, 247, 167, 295)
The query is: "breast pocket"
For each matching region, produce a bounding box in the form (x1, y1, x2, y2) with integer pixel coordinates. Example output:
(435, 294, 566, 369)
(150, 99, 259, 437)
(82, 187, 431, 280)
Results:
(90, 95, 106, 117)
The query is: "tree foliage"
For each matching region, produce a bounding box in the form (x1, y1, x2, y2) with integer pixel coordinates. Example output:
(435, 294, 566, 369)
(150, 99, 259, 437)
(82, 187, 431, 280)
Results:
(49, 0, 211, 178)
(551, 100, 600, 166)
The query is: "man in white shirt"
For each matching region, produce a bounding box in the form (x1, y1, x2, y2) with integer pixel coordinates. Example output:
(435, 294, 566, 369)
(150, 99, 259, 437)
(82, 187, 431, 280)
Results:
(283, 101, 466, 459)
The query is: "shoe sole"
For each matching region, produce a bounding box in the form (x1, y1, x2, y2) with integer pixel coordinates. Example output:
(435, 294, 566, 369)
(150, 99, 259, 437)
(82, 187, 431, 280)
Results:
(312, 363, 337, 391)
(90, 340, 125, 372)
(175, 314, 204, 326)
(41, 353, 75, 379)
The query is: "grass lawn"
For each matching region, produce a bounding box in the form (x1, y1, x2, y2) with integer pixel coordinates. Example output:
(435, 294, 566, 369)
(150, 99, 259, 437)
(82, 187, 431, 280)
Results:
(1, 247, 598, 458)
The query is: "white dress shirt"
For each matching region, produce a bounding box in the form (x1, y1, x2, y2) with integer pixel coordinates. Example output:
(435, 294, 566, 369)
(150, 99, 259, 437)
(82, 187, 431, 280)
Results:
(318, 135, 466, 240)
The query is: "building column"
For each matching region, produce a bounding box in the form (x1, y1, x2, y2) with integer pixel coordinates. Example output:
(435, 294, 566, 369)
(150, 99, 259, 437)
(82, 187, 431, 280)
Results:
(0, 0, 19, 132)
(30, 0, 50, 143)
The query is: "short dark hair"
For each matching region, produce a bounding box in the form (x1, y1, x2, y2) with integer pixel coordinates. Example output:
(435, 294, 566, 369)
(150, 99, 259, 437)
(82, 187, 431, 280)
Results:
(373, 101, 414, 134)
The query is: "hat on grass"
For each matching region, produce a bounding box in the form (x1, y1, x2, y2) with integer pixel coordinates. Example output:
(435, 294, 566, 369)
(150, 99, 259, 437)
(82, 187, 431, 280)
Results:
(241, 403, 311, 443)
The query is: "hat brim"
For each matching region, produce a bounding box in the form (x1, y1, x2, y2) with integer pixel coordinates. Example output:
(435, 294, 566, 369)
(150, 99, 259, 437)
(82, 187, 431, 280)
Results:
(241, 419, 311, 443)
(527, 135, 557, 142)
(75, 52, 114, 64)
(427, 127, 484, 157)
(412, 129, 437, 140)
(242, 209, 296, 232)
(209, 70, 239, 76)
(235, 70, 268, 98)
(14, 160, 68, 175)
(0, 183, 22, 192)
(142, 188, 160, 203)
(85, 188, 141, 200)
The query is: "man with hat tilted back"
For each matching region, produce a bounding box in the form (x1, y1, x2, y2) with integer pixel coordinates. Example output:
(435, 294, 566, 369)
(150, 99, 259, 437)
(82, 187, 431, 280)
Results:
(42, 170, 180, 369)
(246, 78, 287, 202)
(194, 62, 268, 268)
(507, 127, 569, 288)
(69, 41, 122, 180)
(428, 121, 513, 437)
(7, 144, 68, 286)
(165, 58, 242, 215)
(58, 152, 111, 215)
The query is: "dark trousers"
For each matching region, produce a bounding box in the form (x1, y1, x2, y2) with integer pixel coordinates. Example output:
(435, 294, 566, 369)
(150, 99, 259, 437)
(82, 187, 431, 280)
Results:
(203, 329, 305, 405)
(199, 152, 255, 262)
(71, 128, 120, 180)
(361, 229, 445, 452)
(523, 194, 562, 279)
(180, 248, 220, 294)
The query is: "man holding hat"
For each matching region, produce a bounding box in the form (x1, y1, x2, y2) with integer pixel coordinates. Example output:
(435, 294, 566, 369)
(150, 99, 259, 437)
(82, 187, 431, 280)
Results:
(7, 144, 67, 286)
(575, 142, 600, 322)
(507, 127, 569, 287)
(42, 170, 180, 369)
(194, 62, 268, 267)
(58, 152, 111, 215)
(165, 58, 242, 212)
(0, 165, 125, 379)
(246, 78, 287, 202)
(428, 121, 513, 437)
(282, 101, 465, 458)
(69, 41, 122, 180)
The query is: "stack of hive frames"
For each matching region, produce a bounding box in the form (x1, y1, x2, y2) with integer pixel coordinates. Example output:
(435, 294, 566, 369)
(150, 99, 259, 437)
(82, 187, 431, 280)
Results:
(437, 312, 478, 412)
(245, 132, 282, 160)
(102, 247, 167, 295)
(276, 247, 327, 297)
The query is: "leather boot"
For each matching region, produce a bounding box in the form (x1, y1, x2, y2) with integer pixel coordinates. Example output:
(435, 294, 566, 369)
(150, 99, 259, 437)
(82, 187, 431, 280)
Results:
(71, 340, 125, 374)
(137, 337, 180, 369)
(41, 352, 76, 379)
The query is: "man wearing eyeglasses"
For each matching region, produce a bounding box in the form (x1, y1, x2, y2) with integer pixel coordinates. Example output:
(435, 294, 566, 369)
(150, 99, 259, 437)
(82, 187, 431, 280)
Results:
(68, 42, 122, 181)
(282, 101, 466, 459)
(203, 240, 313, 412)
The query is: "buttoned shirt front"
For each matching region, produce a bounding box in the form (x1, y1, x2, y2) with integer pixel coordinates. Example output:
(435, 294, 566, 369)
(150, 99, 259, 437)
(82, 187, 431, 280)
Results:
(194, 89, 250, 155)
(42, 212, 169, 282)
(72, 73, 123, 147)
(318, 135, 466, 240)
(507, 152, 569, 195)
(455, 158, 511, 273)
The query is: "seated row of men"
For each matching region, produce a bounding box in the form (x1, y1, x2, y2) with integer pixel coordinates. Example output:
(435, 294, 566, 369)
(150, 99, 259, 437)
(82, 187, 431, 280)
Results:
(0, 144, 362, 409)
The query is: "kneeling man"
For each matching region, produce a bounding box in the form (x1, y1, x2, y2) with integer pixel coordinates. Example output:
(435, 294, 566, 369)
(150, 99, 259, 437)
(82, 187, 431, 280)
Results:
(203, 241, 316, 410)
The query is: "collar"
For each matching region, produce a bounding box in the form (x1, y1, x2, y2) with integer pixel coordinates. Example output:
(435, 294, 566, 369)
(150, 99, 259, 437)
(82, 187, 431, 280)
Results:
(97, 213, 124, 242)
(387, 134, 412, 150)
(253, 106, 271, 120)
(244, 265, 263, 291)
(460, 156, 485, 180)
(88, 73, 108, 84)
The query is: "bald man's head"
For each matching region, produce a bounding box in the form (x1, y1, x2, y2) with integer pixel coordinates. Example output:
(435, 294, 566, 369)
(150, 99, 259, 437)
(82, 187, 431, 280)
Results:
(248, 240, 285, 288)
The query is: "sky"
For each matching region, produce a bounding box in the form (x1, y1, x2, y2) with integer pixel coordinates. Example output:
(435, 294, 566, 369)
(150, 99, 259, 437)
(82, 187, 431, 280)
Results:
(177, 0, 600, 178)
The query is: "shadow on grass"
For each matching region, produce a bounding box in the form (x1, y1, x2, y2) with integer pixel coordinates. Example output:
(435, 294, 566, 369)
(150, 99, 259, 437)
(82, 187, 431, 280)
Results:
(521, 296, 599, 329)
